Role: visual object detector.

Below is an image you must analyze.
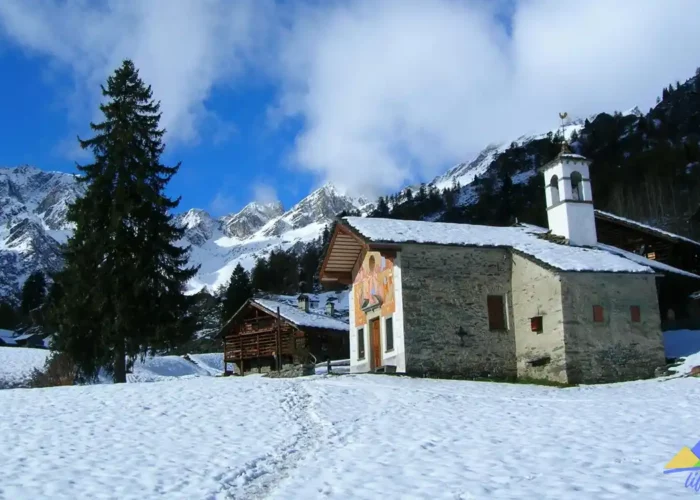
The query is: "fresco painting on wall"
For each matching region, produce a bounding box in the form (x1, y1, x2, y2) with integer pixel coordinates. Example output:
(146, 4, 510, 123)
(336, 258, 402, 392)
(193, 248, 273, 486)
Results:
(354, 251, 396, 326)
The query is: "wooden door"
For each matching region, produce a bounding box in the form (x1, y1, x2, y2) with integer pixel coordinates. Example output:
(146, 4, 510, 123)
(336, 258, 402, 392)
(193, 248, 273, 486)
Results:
(370, 318, 382, 369)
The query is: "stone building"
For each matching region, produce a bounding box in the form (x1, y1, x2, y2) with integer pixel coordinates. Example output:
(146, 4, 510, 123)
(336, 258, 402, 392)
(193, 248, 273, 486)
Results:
(319, 146, 699, 384)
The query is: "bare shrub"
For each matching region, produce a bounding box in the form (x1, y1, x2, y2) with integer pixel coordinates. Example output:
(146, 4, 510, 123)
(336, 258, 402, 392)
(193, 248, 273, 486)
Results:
(29, 351, 77, 388)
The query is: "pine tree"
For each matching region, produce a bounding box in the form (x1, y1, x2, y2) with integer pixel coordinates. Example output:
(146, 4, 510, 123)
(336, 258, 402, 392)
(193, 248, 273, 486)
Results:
(0, 301, 18, 330)
(52, 60, 198, 383)
(21, 271, 47, 316)
(374, 196, 390, 217)
(221, 264, 252, 323)
(299, 243, 322, 292)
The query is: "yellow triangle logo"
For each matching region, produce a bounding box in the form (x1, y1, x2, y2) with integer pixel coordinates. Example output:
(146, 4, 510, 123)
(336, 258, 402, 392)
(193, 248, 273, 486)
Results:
(665, 447, 700, 470)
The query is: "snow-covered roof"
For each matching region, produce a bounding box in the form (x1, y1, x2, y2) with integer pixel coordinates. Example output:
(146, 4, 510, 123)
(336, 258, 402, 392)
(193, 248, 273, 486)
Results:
(560, 153, 588, 161)
(515, 222, 699, 278)
(253, 298, 349, 332)
(13, 333, 38, 341)
(0, 329, 17, 345)
(344, 217, 656, 274)
(596, 243, 700, 279)
(595, 210, 700, 247)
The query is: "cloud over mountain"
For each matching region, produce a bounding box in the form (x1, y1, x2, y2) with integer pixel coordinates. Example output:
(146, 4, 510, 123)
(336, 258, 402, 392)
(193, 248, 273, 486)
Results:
(2, 0, 700, 198)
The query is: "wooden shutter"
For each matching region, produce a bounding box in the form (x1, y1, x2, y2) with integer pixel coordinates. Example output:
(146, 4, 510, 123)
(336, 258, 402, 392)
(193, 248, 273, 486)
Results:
(593, 305, 604, 323)
(530, 316, 543, 333)
(357, 328, 365, 360)
(487, 295, 506, 331)
(630, 306, 641, 323)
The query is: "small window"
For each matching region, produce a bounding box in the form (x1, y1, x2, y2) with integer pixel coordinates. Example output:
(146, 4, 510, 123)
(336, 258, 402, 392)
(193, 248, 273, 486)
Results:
(571, 171, 583, 201)
(531, 316, 543, 333)
(549, 175, 560, 205)
(630, 306, 641, 323)
(357, 328, 365, 360)
(385, 317, 394, 352)
(487, 295, 506, 331)
(593, 305, 604, 323)
(646, 252, 656, 260)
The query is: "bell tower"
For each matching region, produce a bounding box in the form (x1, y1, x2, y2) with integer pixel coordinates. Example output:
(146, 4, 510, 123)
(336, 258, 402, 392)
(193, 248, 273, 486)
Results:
(541, 113, 597, 247)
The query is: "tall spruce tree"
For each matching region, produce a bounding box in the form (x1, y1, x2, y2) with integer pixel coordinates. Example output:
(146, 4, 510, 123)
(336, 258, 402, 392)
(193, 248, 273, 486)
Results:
(221, 264, 252, 323)
(53, 60, 198, 383)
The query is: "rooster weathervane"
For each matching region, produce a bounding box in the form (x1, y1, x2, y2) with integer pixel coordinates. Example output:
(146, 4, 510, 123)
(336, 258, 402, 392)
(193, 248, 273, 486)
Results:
(558, 112, 570, 152)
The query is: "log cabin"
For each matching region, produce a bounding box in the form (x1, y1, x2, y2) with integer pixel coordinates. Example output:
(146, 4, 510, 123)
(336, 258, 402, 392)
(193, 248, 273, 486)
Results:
(594, 210, 700, 275)
(220, 295, 349, 375)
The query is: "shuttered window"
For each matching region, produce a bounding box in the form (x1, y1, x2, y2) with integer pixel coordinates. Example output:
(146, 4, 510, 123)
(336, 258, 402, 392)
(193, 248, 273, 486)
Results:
(487, 295, 506, 331)
(385, 317, 394, 352)
(357, 328, 365, 360)
(531, 316, 543, 333)
(593, 305, 604, 323)
(630, 306, 641, 323)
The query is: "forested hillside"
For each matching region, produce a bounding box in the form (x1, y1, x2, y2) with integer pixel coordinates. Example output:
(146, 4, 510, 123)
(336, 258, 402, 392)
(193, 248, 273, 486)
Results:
(372, 70, 700, 239)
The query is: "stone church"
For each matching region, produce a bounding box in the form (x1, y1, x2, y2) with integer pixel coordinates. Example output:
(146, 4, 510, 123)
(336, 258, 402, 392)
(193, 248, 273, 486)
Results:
(319, 145, 698, 384)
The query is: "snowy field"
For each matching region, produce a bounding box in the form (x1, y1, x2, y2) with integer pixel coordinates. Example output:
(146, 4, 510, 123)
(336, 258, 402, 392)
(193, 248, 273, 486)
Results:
(0, 347, 226, 387)
(1, 369, 699, 499)
(0, 347, 50, 387)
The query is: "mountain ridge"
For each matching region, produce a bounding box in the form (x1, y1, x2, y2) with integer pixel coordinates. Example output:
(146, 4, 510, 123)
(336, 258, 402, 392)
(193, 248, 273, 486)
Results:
(0, 165, 371, 300)
(3, 69, 693, 303)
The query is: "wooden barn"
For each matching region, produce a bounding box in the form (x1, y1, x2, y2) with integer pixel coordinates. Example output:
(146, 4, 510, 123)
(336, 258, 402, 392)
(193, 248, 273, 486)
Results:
(595, 210, 700, 274)
(220, 295, 349, 375)
(594, 210, 700, 327)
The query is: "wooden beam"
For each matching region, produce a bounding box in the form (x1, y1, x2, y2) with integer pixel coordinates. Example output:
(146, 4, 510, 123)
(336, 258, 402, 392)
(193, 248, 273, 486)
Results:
(369, 244, 401, 253)
(276, 307, 282, 373)
(319, 221, 368, 282)
(320, 271, 353, 284)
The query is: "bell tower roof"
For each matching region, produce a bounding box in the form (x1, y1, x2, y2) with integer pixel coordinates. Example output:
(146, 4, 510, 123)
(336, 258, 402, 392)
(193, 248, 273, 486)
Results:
(541, 112, 597, 247)
(539, 140, 591, 173)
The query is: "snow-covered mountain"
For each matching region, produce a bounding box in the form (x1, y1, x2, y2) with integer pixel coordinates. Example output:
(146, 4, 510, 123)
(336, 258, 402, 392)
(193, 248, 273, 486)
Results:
(430, 116, 597, 192)
(220, 201, 284, 239)
(0, 166, 82, 301)
(0, 165, 371, 301)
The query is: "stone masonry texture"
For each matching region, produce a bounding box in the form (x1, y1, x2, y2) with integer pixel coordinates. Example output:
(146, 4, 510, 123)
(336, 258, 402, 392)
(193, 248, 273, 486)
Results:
(510, 252, 569, 383)
(560, 272, 665, 384)
(398, 243, 665, 384)
(400, 244, 517, 379)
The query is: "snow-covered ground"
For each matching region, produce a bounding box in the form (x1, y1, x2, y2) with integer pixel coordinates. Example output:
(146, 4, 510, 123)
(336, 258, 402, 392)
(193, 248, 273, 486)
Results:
(0, 348, 227, 387)
(0, 346, 50, 387)
(0, 371, 698, 499)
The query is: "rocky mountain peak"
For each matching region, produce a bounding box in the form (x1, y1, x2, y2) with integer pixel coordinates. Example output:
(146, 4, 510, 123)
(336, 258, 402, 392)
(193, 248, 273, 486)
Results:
(259, 182, 369, 237)
(220, 200, 285, 239)
(175, 209, 219, 247)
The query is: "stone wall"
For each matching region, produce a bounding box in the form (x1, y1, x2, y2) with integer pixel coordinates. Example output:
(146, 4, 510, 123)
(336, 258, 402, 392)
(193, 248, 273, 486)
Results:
(510, 253, 568, 383)
(560, 272, 665, 384)
(400, 244, 516, 378)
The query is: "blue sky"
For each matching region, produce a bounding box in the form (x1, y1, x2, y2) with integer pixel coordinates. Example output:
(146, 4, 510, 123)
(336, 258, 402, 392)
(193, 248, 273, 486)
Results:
(1, 0, 699, 217)
(0, 47, 314, 215)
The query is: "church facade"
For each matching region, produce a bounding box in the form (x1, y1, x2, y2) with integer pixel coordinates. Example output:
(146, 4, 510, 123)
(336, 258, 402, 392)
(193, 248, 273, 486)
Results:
(318, 146, 693, 384)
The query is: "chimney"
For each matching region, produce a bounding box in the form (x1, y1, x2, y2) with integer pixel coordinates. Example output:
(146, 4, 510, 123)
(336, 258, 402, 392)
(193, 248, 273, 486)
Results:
(325, 301, 335, 316)
(297, 294, 309, 312)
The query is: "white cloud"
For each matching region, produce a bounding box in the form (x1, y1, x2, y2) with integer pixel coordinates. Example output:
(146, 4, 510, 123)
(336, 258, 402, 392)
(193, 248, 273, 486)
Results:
(252, 184, 279, 204)
(209, 191, 236, 216)
(273, 0, 700, 197)
(2, 0, 700, 200)
(0, 0, 273, 145)
(52, 136, 92, 163)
